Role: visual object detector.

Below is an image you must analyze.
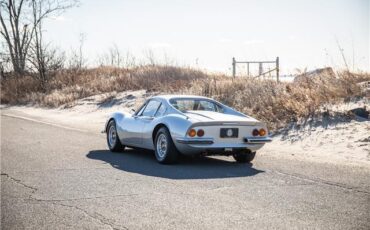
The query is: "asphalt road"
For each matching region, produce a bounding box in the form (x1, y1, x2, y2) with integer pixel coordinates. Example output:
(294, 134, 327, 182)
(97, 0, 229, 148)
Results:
(1, 115, 370, 229)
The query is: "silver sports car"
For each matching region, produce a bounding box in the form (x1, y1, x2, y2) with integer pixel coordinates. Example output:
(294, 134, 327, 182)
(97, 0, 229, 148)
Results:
(104, 95, 271, 164)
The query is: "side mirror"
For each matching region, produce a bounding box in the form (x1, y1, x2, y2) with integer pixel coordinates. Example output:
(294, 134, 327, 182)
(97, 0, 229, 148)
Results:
(130, 108, 136, 114)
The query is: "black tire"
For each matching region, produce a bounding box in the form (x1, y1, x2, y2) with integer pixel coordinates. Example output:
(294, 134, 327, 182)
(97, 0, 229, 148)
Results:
(233, 150, 256, 163)
(106, 120, 125, 152)
(154, 127, 179, 164)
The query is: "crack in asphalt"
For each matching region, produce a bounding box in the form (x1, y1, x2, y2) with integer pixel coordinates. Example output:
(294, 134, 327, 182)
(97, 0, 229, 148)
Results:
(1, 172, 129, 230)
(3, 167, 116, 173)
(1, 173, 38, 197)
(31, 194, 142, 202)
(48, 206, 77, 229)
(271, 170, 370, 195)
(50, 202, 128, 230)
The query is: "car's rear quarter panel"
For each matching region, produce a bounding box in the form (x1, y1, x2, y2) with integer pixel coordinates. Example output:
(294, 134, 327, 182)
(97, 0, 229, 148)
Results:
(141, 114, 193, 150)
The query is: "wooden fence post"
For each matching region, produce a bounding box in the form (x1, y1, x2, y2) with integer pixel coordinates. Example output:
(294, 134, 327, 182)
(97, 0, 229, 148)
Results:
(276, 57, 280, 82)
(232, 57, 236, 78)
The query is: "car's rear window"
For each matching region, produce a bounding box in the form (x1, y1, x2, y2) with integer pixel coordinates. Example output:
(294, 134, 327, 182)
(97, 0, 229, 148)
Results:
(170, 98, 223, 113)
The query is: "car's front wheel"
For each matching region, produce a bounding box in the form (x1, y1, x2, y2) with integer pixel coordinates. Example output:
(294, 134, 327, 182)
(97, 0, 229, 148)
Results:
(233, 150, 256, 163)
(107, 120, 125, 152)
(154, 127, 179, 164)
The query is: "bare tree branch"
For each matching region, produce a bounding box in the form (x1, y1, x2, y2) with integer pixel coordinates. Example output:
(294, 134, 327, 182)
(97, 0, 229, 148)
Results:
(0, 0, 78, 75)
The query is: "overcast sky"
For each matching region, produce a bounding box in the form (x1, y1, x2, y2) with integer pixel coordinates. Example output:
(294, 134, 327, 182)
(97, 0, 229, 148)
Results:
(44, 0, 369, 75)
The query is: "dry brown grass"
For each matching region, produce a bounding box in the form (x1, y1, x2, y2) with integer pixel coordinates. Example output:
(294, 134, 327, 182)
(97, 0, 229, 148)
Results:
(1, 65, 207, 106)
(186, 71, 369, 129)
(1, 65, 369, 130)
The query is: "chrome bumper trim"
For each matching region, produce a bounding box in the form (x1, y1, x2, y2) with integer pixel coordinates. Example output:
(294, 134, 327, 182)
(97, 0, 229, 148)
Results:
(176, 138, 214, 145)
(244, 137, 272, 143)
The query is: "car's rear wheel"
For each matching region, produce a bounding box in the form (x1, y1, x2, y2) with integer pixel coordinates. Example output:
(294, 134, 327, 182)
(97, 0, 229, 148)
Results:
(107, 120, 125, 152)
(233, 150, 256, 163)
(154, 127, 179, 164)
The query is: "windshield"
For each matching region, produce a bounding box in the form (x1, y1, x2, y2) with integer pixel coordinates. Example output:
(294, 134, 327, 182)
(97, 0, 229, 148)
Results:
(170, 98, 223, 113)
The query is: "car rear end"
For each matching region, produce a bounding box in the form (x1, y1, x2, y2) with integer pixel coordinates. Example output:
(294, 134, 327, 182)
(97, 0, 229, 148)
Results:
(175, 121, 272, 155)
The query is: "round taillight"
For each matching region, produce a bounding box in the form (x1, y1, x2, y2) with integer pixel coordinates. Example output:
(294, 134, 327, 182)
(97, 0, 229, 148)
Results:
(188, 129, 196, 137)
(259, 128, 266, 136)
(197, 129, 204, 137)
(252, 129, 259, 136)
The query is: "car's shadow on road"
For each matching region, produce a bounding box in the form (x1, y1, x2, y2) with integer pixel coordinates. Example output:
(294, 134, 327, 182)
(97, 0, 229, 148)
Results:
(87, 149, 264, 179)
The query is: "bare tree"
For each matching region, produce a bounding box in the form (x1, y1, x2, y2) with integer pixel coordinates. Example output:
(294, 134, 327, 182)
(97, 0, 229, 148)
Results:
(1, 0, 30, 75)
(28, 43, 65, 90)
(77, 32, 85, 68)
(28, 0, 65, 90)
(98, 44, 122, 67)
(143, 48, 155, 66)
(108, 43, 121, 67)
(335, 37, 350, 72)
(96, 45, 136, 69)
(123, 50, 136, 69)
(0, 43, 12, 77)
(0, 0, 77, 75)
(68, 32, 86, 70)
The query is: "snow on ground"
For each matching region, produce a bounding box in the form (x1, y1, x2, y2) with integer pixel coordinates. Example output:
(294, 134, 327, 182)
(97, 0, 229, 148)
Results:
(1, 91, 369, 168)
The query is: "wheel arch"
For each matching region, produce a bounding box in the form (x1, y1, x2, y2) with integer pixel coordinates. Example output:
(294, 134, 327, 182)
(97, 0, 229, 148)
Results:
(105, 118, 116, 133)
(104, 112, 126, 133)
(152, 123, 169, 144)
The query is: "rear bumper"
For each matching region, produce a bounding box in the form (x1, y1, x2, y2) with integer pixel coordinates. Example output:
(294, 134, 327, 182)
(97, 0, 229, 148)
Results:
(244, 137, 272, 143)
(174, 136, 272, 155)
(176, 137, 214, 145)
(176, 137, 272, 145)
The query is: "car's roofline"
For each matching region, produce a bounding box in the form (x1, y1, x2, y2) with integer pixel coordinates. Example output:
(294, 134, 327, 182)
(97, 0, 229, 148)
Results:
(145, 94, 249, 120)
(150, 95, 221, 118)
(151, 95, 211, 101)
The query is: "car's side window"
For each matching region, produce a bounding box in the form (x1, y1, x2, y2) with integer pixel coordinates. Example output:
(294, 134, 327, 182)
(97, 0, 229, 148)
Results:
(135, 103, 146, 116)
(141, 100, 161, 117)
(155, 104, 166, 117)
(215, 103, 224, 113)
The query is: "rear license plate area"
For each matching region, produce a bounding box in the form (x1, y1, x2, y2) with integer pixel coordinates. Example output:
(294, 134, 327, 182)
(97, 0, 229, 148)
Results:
(220, 128, 239, 138)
